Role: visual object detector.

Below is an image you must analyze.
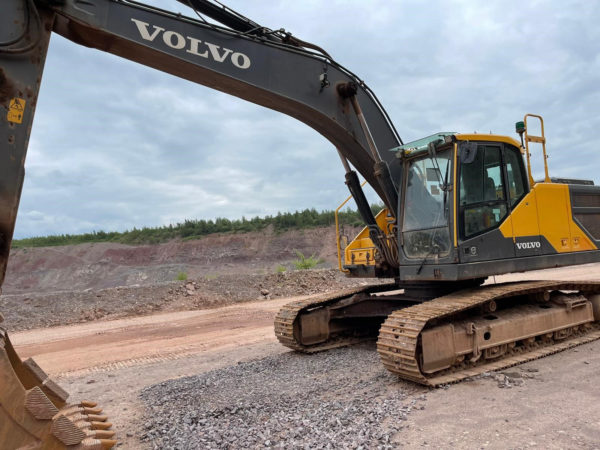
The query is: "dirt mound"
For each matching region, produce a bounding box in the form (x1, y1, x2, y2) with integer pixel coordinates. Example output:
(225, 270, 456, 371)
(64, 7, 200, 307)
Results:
(0, 269, 378, 332)
(3, 225, 363, 295)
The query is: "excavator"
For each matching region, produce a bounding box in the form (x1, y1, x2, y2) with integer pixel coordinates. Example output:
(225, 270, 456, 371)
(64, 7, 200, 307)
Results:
(2, 0, 600, 448)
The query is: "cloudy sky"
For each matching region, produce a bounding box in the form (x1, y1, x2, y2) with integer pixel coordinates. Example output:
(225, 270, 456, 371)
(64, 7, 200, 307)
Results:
(15, 0, 600, 238)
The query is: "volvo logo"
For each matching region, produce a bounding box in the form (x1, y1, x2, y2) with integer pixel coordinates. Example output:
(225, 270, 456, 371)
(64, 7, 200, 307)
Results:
(131, 19, 252, 69)
(516, 241, 541, 250)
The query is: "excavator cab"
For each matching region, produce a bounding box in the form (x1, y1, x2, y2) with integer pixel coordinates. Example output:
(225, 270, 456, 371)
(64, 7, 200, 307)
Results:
(394, 131, 534, 277)
(342, 116, 600, 285)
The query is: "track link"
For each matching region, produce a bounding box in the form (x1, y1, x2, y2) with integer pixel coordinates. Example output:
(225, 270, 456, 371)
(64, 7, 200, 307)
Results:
(275, 284, 397, 352)
(377, 280, 600, 386)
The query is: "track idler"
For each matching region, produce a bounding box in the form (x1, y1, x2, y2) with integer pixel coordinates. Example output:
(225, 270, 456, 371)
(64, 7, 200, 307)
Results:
(0, 314, 117, 449)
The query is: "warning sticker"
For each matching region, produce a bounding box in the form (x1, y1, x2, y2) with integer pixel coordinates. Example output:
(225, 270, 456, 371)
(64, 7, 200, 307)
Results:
(7, 98, 26, 124)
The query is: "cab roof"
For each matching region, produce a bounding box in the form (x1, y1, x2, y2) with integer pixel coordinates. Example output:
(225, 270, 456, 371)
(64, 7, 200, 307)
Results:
(391, 132, 522, 157)
(455, 133, 522, 148)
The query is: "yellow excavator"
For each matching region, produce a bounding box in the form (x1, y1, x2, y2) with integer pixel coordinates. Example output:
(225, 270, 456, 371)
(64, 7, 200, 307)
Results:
(2, 0, 600, 448)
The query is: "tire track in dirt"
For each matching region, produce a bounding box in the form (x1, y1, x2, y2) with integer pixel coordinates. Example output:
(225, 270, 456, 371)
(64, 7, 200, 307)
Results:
(11, 297, 292, 376)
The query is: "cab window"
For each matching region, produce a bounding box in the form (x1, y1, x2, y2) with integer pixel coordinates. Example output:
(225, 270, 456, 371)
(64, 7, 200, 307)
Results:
(402, 150, 452, 258)
(459, 145, 508, 238)
(504, 145, 527, 206)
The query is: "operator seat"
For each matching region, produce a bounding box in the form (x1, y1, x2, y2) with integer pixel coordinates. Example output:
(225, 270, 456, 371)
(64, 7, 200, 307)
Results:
(484, 177, 496, 200)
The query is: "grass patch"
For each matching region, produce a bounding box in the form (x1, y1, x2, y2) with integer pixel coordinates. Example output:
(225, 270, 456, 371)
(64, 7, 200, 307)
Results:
(176, 271, 188, 281)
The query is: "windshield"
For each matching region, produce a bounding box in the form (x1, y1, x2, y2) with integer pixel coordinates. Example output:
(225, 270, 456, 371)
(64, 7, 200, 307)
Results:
(403, 150, 452, 258)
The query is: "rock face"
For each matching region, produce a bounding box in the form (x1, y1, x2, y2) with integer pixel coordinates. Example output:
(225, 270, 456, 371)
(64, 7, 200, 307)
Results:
(4, 225, 363, 294)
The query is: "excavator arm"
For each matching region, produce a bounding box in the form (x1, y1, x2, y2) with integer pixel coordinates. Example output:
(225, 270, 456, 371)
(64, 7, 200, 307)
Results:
(0, 1, 403, 447)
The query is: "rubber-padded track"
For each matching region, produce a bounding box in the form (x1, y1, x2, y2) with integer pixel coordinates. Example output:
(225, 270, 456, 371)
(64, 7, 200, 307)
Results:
(377, 280, 600, 386)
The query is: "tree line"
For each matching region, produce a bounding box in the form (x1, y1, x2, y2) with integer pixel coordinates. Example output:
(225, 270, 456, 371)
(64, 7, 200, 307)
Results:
(12, 205, 384, 248)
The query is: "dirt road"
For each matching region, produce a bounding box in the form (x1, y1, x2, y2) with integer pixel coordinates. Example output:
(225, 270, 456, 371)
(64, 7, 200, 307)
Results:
(12, 297, 290, 376)
(11, 297, 297, 448)
(10, 264, 600, 448)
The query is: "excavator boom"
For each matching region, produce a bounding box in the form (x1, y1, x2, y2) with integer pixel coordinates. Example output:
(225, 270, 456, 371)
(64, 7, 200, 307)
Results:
(1, 0, 404, 287)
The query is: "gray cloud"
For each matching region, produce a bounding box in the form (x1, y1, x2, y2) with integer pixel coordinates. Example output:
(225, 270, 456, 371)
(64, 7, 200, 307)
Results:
(14, 0, 600, 238)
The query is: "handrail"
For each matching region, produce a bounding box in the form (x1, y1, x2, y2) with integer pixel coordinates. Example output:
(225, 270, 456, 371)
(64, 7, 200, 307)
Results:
(523, 114, 550, 185)
(335, 181, 367, 273)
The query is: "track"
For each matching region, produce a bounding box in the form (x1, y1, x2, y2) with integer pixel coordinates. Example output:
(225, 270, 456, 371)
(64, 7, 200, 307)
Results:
(378, 280, 600, 385)
(274, 283, 398, 352)
(275, 280, 600, 385)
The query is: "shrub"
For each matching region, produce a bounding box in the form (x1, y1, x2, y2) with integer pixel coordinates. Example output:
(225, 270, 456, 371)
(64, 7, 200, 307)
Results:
(293, 250, 323, 270)
(276, 264, 287, 273)
(176, 271, 188, 281)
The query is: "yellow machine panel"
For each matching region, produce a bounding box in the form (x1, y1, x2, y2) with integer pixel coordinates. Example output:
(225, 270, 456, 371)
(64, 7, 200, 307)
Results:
(500, 183, 596, 252)
(455, 133, 522, 149)
(342, 209, 393, 267)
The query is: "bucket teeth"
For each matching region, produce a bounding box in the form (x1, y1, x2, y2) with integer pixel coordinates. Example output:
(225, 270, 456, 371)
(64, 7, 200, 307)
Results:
(0, 328, 118, 448)
(85, 429, 116, 439)
(75, 419, 93, 429)
(77, 438, 118, 449)
(63, 405, 104, 416)
(91, 421, 114, 430)
(47, 397, 116, 447)
(75, 419, 113, 431)
(87, 414, 109, 422)
(80, 400, 98, 408)
(84, 406, 103, 414)
(97, 439, 118, 449)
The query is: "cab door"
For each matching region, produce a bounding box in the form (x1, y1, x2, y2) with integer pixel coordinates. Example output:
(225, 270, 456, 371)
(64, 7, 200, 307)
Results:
(457, 143, 516, 262)
(501, 144, 541, 257)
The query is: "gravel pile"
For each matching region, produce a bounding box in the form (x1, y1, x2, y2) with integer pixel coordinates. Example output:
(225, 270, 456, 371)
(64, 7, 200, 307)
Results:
(0, 283, 174, 331)
(140, 344, 427, 449)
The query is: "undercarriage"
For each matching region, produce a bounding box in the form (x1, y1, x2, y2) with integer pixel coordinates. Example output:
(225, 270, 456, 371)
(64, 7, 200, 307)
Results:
(275, 280, 600, 385)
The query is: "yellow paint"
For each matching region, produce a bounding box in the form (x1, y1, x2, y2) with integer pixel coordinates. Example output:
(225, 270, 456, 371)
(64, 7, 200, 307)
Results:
(455, 134, 522, 149)
(7, 98, 26, 124)
(500, 183, 596, 252)
(499, 191, 540, 239)
(344, 209, 394, 266)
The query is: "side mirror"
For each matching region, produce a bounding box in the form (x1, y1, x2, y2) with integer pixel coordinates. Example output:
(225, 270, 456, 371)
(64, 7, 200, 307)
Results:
(459, 142, 477, 164)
